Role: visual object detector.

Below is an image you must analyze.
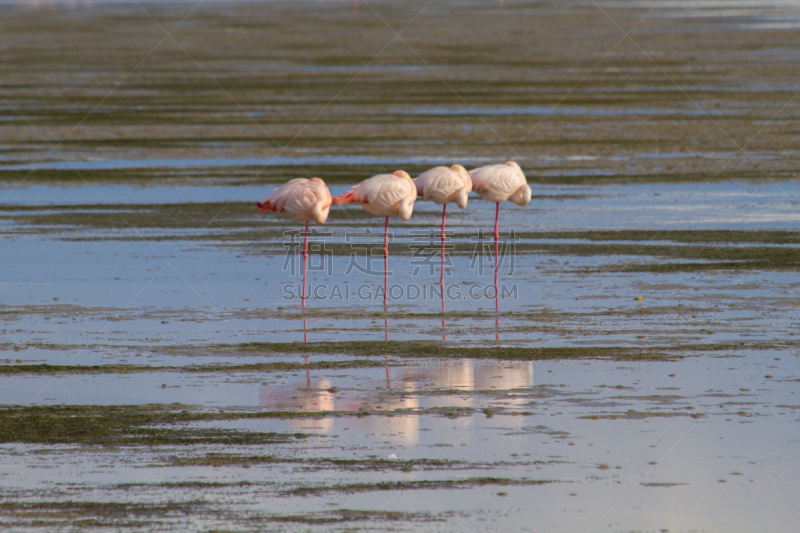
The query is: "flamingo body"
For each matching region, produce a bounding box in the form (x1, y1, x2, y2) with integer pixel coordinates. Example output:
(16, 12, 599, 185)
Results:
(469, 161, 531, 206)
(468, 161, 531, 326)
(414, 164, 472, 209)
(256, 177, 332, 309)
(414, 164, 473, 308)
(332, 171, 416, 219)
(257, 177, 332, 223)
(332, 170, 416, 308)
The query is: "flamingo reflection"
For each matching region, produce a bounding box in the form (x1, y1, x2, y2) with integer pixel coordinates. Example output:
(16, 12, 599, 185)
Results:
(259, 378, 335, 433)
(260, 358, 533, 443)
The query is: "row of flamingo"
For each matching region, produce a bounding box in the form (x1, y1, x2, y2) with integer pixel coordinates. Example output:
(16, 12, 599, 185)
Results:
(256, 161, 531, 309)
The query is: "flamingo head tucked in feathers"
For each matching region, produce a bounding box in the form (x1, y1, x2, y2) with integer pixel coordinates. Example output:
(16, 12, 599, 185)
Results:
(392, 170, 416, 220)
(504, 161, 529, 206)
(310, 177, 332, 224)
(311, 198, 331, 223)
(509, 183, 532, 206)
(451, 164, 472, 209)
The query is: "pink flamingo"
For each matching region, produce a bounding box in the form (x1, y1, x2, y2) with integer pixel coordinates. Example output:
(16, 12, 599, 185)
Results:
(469, 161, 531, 319)
(413, 164, 472, 291)
(256, 177, 332, 309)
(332, 170, 416, 307)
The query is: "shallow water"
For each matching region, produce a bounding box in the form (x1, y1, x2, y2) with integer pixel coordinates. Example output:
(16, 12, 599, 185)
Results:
(1, 0, 799, 531)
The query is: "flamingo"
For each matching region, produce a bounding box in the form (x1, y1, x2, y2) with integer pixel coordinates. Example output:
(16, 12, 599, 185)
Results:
(469, 161, 531, 318)
(256, 177, 332, 309)
(413, 165, 472, 290)
(331, 170, 416, 307)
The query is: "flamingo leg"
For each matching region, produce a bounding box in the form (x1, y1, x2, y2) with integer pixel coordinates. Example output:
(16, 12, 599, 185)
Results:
(441, 204, 447, 340)
(384, 216, 389, 308)
(303, 305, 309, 387)
(384, 216, 390, 341)
(494, 203, 500, 341)
(302, 220, 309, 309)
(494, 202, 500, 313)
(441, 204, 447, 289)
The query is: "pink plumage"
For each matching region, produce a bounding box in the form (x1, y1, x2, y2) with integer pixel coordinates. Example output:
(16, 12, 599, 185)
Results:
(469, 161, 531, 205)
(414, 164, 472, 209)
(332, 170, 416, 307)
(257, 177, 332, 223)
(413, 164, 473, 297)
(467, 161, 531, 321)
(256, 177, 332, 309)
(332, 170, 417, 219)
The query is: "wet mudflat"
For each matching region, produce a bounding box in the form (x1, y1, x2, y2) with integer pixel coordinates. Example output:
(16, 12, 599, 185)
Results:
(1, 0, 799, 531)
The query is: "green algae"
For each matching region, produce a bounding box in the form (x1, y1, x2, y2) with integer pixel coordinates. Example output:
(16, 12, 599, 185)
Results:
(0, 404, 532, 446)
(0, 404, 316, 446)
(165, 453, 520, 472)
(0, 301, 712, 326)
(0, 500, 208, 516)
(580, 410, 705, 420)
(0, 202, 263, 232)
(521, 230, 800, 245)
(609, 259, 800, 273)
(519, 242, 800, 268)
(227, 339, 764, 361)
(283, 477, 554, 496)
(0, 359, 386, 376)
(263, 509, 446, 525)
(115, 481, 258, 490)
(0, 500, 211, 528)
(0, 201, 436, 241)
